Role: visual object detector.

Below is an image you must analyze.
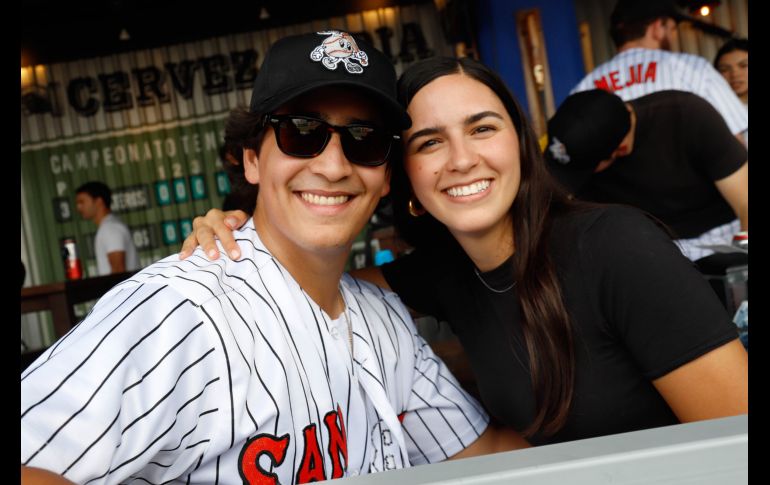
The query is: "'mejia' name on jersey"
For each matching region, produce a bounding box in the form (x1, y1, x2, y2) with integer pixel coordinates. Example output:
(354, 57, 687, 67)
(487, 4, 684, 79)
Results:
(592, 61, 658, 92)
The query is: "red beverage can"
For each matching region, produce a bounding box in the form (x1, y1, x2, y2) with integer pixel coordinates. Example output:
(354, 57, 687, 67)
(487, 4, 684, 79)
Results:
(61, 237, 83, 280)
(732, 231, 748, 251)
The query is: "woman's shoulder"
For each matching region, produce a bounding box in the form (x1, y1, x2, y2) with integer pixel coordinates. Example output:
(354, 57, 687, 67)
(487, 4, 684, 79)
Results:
(551, 204, 670, 261)
(554, 204, 653, 237)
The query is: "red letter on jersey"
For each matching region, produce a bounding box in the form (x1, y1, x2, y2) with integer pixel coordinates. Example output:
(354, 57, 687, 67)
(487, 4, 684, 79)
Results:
(324, 406, 348, 478)
(644, 61, 657, 83)
(593, 76, 611, 91)
(297, 424, 326, 483)
(609, 71, 622, 91)
(238, 433, 290, 485)
(626, 63, 640, 87)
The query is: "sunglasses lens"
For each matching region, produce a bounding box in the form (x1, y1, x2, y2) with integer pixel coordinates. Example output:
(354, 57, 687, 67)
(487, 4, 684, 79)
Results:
(271, 116, 392, 166)
(276, 117, 328, 157)
(341, 126, 390, 166)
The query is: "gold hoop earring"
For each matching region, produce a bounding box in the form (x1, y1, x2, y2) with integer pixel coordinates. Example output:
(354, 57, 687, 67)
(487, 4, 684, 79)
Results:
(408, 198, 426, 217)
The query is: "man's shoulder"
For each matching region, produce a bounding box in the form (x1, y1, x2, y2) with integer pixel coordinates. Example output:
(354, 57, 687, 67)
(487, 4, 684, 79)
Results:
(343, 273, 397, 301)
(584, 48, 656, 72)
(551, 205, 665, 267)
(647, 50, 717, 79)
(106, 258, 221, 309)
(94, 217, 125, 246)
(98, 213, 130, 235)
(584, 49, 707, 73)
(663, 49, 710, 65)
(342, 274, 410, 316)
(125, 228, 273, 307)
(341, 274, 419, 348)
(614, 48, 707, 64)
(553, 205, 653, 244)
(636, 89, 712, 107)
(102, 213, 128, 227)
(634, 90, 726, 131)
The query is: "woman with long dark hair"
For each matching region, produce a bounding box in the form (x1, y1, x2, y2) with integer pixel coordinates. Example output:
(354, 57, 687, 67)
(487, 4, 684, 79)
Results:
(182, 56, 748, 445)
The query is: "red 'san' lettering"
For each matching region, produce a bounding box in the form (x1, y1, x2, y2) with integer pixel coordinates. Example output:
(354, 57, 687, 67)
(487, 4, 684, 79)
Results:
(324, 406, 348, 479)
(239, 406, 348, 483)
(297, 424, 326, 483)
(238, 433, 290, 485)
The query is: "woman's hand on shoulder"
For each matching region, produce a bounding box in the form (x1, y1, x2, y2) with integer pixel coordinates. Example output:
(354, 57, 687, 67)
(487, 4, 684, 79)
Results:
(179, 209, 250, 260)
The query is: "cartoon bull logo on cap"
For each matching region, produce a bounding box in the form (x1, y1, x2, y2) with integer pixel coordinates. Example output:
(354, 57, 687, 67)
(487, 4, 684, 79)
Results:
(311, 30, 369, 74)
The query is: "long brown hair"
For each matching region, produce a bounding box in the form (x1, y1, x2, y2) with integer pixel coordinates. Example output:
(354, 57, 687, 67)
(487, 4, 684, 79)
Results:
(391, 56, 577, 437)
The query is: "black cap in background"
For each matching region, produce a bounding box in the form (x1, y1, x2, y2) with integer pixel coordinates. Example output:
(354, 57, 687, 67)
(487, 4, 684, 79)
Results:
(545, 89, 631, 193)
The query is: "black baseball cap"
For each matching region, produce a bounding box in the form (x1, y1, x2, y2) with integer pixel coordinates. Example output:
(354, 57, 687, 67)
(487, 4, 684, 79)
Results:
(611, 0, 693, 27)
(545, 89, 631, 193)
(250, 30, 411, 130)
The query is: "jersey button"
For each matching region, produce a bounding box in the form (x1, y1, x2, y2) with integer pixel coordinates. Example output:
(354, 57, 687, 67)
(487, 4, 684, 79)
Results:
(330, 327, 340, 339)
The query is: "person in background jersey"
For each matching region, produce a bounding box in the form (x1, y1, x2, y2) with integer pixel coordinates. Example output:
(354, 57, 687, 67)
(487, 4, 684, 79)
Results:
(183, 55, 747, 447)
(22, 32, 528, 485)
(75, 181, 140, 275)
(571, 0, 748, 147)
(545, 89, 747, 262)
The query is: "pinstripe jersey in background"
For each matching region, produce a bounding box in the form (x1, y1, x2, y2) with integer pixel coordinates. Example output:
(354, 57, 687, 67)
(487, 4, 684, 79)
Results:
(571, 48, 748, 138)
(675, 218, 742, 261)
(21, 218, 489, 484)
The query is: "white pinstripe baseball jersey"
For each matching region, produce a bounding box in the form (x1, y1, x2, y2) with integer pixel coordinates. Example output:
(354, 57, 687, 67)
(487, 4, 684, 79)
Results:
(675, 218, 741, 261)
(21, 219, 489, 484)
(571, 48, 748, 137)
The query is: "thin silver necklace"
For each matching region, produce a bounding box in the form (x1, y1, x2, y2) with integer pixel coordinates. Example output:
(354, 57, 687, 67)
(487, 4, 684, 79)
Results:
(474, 267, 516, 293)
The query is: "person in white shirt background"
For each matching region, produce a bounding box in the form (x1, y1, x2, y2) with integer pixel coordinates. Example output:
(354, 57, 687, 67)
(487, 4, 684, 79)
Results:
(74, 181, 140, 275)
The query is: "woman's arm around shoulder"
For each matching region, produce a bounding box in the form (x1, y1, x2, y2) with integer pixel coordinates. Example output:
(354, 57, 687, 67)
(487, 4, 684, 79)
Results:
(21, 466, 77, 485)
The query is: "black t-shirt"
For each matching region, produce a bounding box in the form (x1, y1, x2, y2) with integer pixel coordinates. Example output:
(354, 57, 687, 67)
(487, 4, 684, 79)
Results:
(577, 90, 747, 238)
(381, 205, 738, 445)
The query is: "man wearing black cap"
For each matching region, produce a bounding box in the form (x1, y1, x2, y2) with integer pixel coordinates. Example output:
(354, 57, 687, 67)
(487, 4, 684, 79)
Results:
(571, 0, 748, 146)
(545, 88, 747, 261)
(21, 31, 525, 485)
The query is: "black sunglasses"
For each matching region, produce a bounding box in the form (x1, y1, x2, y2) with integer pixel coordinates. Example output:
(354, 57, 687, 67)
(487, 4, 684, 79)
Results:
(263, 114, 399, 167)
